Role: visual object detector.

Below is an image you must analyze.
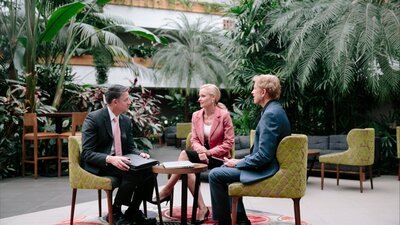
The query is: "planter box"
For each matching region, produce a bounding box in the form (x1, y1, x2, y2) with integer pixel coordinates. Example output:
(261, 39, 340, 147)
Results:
(110, 0, 224, 15)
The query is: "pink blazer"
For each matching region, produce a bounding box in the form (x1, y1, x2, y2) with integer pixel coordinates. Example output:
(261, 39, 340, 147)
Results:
(191, 107, 234, 158)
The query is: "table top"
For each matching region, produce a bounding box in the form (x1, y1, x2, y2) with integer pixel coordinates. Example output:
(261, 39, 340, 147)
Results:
(308, 149, 321, 155)
(152, 163, 208, 174)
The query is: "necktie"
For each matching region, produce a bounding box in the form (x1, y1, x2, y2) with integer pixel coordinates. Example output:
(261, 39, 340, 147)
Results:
(113, 117, 122, 156)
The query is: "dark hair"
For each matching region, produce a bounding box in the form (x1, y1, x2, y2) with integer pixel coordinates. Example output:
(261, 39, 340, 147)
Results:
(105, 85, 129, 104)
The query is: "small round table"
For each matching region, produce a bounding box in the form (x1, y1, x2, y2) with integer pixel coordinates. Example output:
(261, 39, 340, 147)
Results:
(152, 163, 208, 225)
(307, 149, 321, 180)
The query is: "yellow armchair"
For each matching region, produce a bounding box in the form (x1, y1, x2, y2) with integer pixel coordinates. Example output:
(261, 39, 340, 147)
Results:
(68, 136, 120, 225)
(229, 134, 308, 225)
(319, 128, 375, 193)
(176, 123, 192, 139)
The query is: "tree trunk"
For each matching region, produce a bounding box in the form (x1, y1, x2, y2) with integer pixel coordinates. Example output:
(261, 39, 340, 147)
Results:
(51, 20, 75, 109)
(184, 67, 193, 122)
(24, 0, 37, 112)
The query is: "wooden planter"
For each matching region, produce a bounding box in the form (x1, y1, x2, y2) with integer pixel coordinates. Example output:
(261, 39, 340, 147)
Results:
(69, 55, 152, 68)
(110, 0, 223, 15)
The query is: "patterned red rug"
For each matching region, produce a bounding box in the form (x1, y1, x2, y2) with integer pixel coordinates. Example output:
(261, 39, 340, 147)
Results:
(55, 207, 311, 225)
(162, 207, 311, 225)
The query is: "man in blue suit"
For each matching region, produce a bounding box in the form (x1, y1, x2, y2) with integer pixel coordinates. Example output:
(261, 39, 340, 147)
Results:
(209, 74, 291, 225)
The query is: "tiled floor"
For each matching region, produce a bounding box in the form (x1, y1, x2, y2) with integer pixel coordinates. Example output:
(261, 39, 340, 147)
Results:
(0, 145, 399, 225)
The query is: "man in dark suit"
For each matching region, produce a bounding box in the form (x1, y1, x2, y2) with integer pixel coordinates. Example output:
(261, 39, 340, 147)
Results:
(209, 74, 291, 225)
(81, 85, 156, 225)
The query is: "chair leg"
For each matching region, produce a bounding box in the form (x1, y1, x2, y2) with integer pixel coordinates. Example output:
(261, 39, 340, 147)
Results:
(359, 167, 363, 193)
(231, 197, 238, 225)
(369, 165, 373, 189)
(98, 190, 102, 217)
(70, 189, 77, 225)
(292, 198, 301, 225)
(106, 190, 113, 225)
(321, 162, 325, 190)
(336, 164, 340, 186)
(22, 138, 26, 177)
(398, 158, 400, 180)
(33, 139, 38, 179)
(57, 138, 62, 177)
(169, 175, 174, 217)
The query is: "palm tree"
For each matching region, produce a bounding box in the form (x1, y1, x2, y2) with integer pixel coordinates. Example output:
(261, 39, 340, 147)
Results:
(1, 0, 162, 111)
(152, 14, 228, 121)
(268, 0, 400, 102)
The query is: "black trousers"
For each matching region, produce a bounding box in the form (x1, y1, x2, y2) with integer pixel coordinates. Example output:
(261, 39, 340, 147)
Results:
(100, 165, 154, 211)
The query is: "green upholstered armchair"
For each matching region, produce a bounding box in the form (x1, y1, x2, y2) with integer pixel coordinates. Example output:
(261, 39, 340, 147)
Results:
(176, 123, 192, 139)
(319, 128, 375, 193)
(397, 127, 400, 180)
(229, 134, 308, 225)
(68, 136, 120, 225)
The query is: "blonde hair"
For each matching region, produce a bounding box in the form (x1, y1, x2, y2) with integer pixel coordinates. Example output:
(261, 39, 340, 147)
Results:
(252, 74, 281, 99)
(200, 84, 226, 110)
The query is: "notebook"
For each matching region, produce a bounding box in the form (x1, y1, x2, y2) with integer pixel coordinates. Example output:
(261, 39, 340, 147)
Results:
(162, 160, 194, 169)
(124, 154, 159, 171)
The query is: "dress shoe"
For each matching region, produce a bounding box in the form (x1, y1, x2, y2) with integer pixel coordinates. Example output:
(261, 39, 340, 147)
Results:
(214, 220, 231, 225)
(115, 216, 133, 225)
(195, 208, 210, 224)
(236, 219, 251, 225)
(104, 210, 124, 225)
(150, 194, 171, 205)
(129, 210, 157, 225)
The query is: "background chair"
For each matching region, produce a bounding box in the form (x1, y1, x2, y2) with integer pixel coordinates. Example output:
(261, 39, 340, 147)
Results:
(229, 134, 308, 225)
(319, 128, 375, 193)
(57, 112, 88, 177)
(175, 123, 192, 147)
(397, 126, 399, 180)
(22, 113, 60, 178)
(68, 136, 120, 225)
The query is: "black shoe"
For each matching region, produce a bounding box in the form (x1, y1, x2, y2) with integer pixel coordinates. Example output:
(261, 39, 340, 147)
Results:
(104, 210, 124, 225)
(129, 210, 157, 225)
(215, 221, 231, 225)
(150, 194, 171, 205)
(236, 219, 251, 225)
(195, 208, 210, 224)
(116, 216, 133, 225)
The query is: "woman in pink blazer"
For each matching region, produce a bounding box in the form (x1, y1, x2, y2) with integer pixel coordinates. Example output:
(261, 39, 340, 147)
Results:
(154, 84, 234, 224)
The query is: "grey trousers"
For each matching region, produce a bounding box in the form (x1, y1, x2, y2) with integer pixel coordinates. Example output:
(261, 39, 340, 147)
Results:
(209, 166, 246, 222)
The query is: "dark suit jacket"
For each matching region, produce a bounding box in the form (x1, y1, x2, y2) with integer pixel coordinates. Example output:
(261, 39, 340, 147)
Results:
(81, 107, 141, 175)
(236, 100, 291, 184)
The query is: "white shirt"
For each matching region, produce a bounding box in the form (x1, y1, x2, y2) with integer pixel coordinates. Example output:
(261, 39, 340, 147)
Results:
(107, 106, 119, 155)
(203, 124, 212, 141)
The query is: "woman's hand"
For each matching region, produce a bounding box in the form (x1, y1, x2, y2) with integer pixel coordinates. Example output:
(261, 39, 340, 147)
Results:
(198, 153, 209, 163)
(197, 146, 208, 154)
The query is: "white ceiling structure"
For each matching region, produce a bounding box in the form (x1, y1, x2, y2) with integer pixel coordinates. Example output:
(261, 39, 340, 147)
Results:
(72, 0, 230, 89)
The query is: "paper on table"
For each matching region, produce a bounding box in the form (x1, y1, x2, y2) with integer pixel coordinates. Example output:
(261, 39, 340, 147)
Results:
(162, 160, 194, 169)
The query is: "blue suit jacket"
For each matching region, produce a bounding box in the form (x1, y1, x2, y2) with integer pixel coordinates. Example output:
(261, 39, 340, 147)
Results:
(236, 100, 291, 184)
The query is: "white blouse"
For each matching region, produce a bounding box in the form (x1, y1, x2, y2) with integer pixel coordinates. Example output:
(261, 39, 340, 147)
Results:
(203, 124, 212, 141)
